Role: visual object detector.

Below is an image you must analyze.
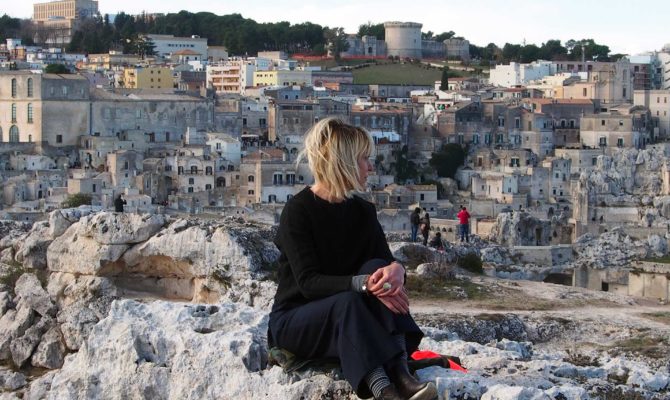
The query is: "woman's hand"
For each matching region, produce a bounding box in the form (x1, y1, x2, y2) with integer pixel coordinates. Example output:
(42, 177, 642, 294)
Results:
(367, 261, 405, 297)
(375, 286, 410, 315)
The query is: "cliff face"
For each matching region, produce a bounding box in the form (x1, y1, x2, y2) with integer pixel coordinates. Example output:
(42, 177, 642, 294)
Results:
(0, 210, 669, 400)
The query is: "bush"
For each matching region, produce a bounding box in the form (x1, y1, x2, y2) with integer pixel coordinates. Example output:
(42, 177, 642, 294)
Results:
(62, 193, 92, 208)
(457, 252, 483, 274)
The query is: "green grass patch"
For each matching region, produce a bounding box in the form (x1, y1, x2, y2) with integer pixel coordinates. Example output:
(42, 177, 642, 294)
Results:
(643, 255, 670, 264)
(353, 63, 444, 85)
(611, 336, 670, 359)
(641, 312, 670, 325)
(406, 275, 488, 300)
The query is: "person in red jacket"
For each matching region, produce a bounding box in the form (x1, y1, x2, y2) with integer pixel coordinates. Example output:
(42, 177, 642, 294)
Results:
(457, 206, 471, 243)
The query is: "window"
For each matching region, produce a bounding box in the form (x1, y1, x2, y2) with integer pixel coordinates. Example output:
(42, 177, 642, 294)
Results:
(268, 194, 277, 203)
(248, 190, 254, 195)
(273, 173, 283, 185)
(188, 187, 194, 193)
(27, 78, 33, 97)
(592, 157, 597, 166)
(27, 103, 33, 123)
(514, 117, 520, 129)
(286, 173, 295, 185)
(599, 137, 607, 146)
(191, 166, 198, 174)
(11, 103, 16, 123)
(527, 121, 532, 130)
(498, 116, 505, 127)
(420, 194, 425, 201)
(124, 161, 129, 170)
(583, 88, 587, 97)
(205, 166, 212, 175)
(189, 178, 194, 185)
(601, 120, 605, 126)
(62, 86, 68, 96)
(92, 184, 96, 193)
(248, 175, 255, 182)
(178, 166, 184, 175)
(9, 126, 19, 143)
(11, 78, 16, 97)
(617, 138, 624, 147)
(205, 184, 212, 190)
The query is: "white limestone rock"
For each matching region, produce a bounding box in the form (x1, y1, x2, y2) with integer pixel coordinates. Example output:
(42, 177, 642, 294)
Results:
(31, 326, 65, 369)
(480, 246, 513, 265)
(82, 213, 167, 245)
(47, 209, 74, 238)
(0, 368, 26, 391)
(0, 248, 14, 264)
(0, 302, 35, 361)
(416, 262, 454, 279)
(14, 273, 56, 317)
(24, 372, 55, 400)
(46, 223, 129, 275)
(480, 384, 550, 400)
(10, 316, 53, 368)
(47, 299, 356, 400)
(56, 298, 113, 351)
(0, 291, 11, 318)
(15, 221, 52, 270)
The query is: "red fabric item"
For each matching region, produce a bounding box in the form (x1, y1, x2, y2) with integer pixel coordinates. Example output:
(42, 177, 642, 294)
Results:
(457, 209, 471, 224)
(447, 359, 468, 372)
(410, 350, 468, 373)
(411, 350, 441, 360)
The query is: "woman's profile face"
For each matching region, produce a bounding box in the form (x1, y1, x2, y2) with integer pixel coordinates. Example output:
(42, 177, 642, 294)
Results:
(357, 155, 373, 187)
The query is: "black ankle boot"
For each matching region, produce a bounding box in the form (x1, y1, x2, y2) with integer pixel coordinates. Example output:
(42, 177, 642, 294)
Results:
(376, 384, 404, 400)
(389, 363, 438, 400)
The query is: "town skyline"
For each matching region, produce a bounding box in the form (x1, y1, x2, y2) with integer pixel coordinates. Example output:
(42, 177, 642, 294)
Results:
(3, 0, 668, 57)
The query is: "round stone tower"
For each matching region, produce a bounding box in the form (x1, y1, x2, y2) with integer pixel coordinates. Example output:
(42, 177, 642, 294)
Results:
(383, 21, 423, 59)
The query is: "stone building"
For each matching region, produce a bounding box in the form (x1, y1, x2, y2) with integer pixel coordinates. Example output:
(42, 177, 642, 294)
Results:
(268, 98, 351, 151)
(580, 107, 652, 150)
(0, 71, 89, 146)
(237, 148, 313, 205)
(33, 0, 99, 45)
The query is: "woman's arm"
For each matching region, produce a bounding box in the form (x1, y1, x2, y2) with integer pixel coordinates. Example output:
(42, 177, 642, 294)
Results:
(277, 201, 352, 299)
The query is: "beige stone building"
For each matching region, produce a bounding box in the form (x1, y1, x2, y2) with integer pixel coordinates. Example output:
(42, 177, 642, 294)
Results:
(237, 148, 313, 205)
(0, 71, 89, 146)
(580, 106, 652, 150)
(122, 66, 172, 89)
(33, 0, 98, 45)
(634, 89, 670, 139)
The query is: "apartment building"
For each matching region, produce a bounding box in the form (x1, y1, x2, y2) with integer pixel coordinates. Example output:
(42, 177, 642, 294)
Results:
(0, 71, 89, 146)
(122, 66, 172, 89)
(33, 0, 98, 45)
(634, 89, 670, 139)
(145, 34, 208, 60)
(253, 70, 312, 88)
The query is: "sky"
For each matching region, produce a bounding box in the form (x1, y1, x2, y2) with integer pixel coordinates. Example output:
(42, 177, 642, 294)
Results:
(4, 0, 668, 55)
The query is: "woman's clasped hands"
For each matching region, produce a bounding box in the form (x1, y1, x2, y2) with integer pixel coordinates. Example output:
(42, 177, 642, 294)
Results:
(365, 262, 409, 315)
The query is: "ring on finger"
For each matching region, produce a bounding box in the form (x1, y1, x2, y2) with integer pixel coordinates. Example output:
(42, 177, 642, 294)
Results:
(383, 282, 392, 291)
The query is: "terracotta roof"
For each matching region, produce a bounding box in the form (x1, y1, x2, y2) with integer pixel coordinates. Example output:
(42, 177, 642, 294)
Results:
(173, 49, 200, 56)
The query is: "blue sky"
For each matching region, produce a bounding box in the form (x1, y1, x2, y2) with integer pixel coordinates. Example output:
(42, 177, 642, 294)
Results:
(4, 0, 667, 55)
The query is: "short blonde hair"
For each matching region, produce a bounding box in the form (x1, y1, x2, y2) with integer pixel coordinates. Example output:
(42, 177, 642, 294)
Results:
(299, 118, 373, 200)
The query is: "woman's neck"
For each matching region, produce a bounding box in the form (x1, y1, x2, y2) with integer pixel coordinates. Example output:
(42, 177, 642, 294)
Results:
(311, 183, 344, 203)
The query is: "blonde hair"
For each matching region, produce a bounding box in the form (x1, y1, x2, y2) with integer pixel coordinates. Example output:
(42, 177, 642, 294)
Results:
(298, 118, 373, 200)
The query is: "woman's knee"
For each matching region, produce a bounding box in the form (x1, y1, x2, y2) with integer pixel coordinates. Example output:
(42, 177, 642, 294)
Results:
(358, 258, 388, 275)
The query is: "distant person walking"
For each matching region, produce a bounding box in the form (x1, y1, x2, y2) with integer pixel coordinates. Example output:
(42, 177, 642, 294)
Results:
(457, 206, 471, 243)
(114, 194, 126, 212)
(410, 207, 421, 242)
(420, 212, 430, 246)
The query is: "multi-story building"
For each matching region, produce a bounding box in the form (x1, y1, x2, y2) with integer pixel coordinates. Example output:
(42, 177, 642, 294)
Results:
(206, 59, 259, 94)
(253, 70, 312, 88)
(237, 148, 313, 205)
(145, 34, 208, 60)
(0, 71, 89, 146)
(33, 0, 99, 45)
(580, 107, 652, 150)
(634, 89, 670, 139)
(122, 66, 172, 89)
(79, 52, 141, 72)
(489, 61, 556, 88)
(558, 60, 634, 103)
(268, 98, 351, 150)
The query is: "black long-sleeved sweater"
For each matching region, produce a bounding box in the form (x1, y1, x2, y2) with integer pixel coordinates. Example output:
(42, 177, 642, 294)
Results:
(271, 186, 394, 312)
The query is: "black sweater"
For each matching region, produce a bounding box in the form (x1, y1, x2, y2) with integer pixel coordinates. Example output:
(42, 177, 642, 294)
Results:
(271, 186, 394, 312)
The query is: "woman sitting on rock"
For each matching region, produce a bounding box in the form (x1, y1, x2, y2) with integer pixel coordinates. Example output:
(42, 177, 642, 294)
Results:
(268, 118, 437, 400)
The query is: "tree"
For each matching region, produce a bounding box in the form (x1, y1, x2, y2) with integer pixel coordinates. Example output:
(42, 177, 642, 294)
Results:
(62, 193, 92, 208)
(390, 145, 418, 183)
(429, 144, 466, 179)
(357, 22, 384, 39)
(44, 64, 69, 74)
(433, 31, 455, 42)
(324, 27, 349, 61)
(439, 66, 449, 91)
